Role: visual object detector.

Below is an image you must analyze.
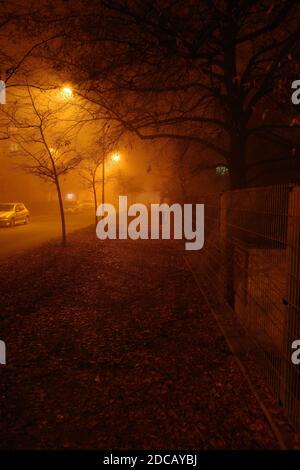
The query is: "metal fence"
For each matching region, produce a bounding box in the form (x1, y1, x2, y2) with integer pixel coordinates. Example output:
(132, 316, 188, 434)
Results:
(187, 184, 300, 430)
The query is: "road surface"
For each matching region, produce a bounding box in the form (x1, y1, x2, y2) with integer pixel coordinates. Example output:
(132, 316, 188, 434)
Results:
(0, 212, 94, 259)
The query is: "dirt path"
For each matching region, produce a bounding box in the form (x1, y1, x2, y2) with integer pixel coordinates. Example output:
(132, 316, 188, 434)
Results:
(0, 228, 279, 449)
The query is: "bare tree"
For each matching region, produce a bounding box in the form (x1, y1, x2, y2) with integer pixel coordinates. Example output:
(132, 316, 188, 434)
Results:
(5, 85, 82, 245)
(79, 124, 121, 224)
(49, 0, 300, 188)
(4, 2, 300, 188)
(169, 142, 192, 204)
(80, 150, 103, 226)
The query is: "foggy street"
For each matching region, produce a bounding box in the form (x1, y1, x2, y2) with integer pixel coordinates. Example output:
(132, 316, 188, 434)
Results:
(2, 0, 300, 463)
(0, 213, 94, 259)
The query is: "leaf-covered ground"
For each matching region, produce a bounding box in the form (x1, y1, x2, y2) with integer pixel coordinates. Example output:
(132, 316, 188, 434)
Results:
(0, 228, 280, 449)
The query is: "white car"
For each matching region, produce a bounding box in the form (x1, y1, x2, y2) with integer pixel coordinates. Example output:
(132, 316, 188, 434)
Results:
(0, 203, 30, 227)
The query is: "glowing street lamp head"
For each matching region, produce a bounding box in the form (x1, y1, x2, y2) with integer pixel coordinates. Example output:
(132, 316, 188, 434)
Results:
(61, 86, 73, 99)
(112, 152, 121, 163)
(65, 192, 75, 201)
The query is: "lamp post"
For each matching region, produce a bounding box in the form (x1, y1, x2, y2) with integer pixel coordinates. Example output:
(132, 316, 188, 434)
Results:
(102, 152, 121, 206)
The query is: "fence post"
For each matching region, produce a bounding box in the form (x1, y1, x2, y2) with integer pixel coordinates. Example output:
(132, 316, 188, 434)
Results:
(281, 185, 300, 427)
(220, 192, 235, 308)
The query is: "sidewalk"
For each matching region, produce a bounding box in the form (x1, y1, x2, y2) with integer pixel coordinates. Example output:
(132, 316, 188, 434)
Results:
(0, 228, 280, 449)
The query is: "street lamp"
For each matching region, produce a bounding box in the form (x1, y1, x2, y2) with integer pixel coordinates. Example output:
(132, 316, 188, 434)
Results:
(111, 152, 121, 163)
(60, 86, 73, 100)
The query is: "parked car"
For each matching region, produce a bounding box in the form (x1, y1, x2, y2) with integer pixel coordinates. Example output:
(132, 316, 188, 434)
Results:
(0, 203, 30, 227)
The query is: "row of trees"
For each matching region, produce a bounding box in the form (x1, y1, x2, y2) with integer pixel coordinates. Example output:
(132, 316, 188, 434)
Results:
(2, 0, 300, 245)
(1, 80, 123, 245)
(50, 0, 300, 189)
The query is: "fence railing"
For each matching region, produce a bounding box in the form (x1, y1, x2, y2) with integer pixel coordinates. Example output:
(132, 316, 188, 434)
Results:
(188, 184, 300, 430)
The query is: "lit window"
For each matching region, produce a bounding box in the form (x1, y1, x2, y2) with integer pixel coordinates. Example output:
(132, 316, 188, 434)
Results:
(216, 165, 229, 176)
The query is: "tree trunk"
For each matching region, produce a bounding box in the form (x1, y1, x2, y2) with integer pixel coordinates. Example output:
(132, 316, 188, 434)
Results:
(224, 132, 247, 308)
(55, 176, 67, 247)
(92, 182, 98, 227)
(229, 134, 247, 190)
